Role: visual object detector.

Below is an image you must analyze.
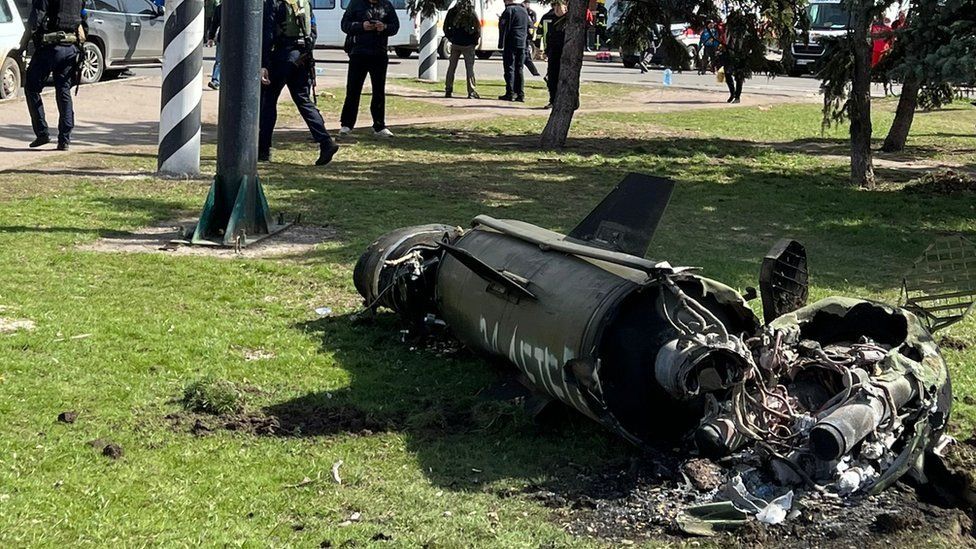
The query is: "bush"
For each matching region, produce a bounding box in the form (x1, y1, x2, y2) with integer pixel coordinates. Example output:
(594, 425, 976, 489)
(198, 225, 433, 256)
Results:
(181, 378, 245, 415)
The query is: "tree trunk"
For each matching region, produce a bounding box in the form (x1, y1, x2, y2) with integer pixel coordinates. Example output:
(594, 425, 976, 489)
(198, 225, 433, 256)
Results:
(540, 0, 586, 149)
(849, 3, 875, 188)
(881, 74, 920, 152)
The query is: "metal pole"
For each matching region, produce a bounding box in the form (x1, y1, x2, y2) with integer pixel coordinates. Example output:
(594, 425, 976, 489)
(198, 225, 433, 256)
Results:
(187, 0, 289, 247)
(157, 0, 204, 176)
(215, 0, 260, 182)
(418, 14, 438, 81)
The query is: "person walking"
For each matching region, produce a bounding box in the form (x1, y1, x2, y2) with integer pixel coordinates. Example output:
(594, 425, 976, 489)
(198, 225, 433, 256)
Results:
(698, 20, 720, 75)
(443, 0, 480, 99)
(259, 0, 340, 165)
(540, 2, 566, 109)
(21, 0, 87, 150)
(339, 0, 400, 137)
(206, 0, 221, 90)
(497, 0, 529, 101)
(522, 2, 540, 77)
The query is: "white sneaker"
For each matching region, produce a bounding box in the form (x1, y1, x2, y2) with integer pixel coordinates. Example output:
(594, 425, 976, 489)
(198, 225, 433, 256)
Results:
(374, 128, 394, 138)
(339, 126, 352, 136)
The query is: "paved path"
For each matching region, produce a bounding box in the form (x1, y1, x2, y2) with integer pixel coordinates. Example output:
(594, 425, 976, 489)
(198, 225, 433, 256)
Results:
(0, 67, 820, 173)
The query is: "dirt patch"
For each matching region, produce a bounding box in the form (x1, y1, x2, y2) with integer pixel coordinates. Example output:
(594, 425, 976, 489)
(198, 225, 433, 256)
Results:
(941, 335, 971, 351)
(78, 219, 338, 259)
(527, 450, 975, 548)
(87, 438, 124, 459)
(166, 404, 397, 438)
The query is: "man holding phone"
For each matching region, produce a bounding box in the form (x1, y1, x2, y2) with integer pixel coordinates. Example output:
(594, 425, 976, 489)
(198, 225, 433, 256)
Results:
(339, 0, 400, 137)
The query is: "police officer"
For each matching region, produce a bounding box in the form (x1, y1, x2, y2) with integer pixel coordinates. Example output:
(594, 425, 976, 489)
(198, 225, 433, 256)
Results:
(259, 0, 340, 165)
(21, 0, 87, 150)
(497, 0, 529, 102)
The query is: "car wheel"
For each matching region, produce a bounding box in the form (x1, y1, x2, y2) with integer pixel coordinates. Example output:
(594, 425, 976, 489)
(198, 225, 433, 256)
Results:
(80, 42, 105, 84)
(1, 56, 21, 100)
(475, 50, 493, 60)
(394, 47, 413, 59)
(437, 37, 451, 59)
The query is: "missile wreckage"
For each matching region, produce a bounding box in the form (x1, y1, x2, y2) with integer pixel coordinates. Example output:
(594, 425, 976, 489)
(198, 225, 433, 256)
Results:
(353, 173, 974, 509)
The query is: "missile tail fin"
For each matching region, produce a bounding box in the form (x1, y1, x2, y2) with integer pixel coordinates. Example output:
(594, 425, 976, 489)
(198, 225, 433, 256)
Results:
(566, 173, 675, 258)
(440, 243, 537, 301)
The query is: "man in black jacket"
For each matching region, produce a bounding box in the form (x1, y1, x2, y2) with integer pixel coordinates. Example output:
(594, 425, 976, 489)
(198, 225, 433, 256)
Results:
(540, 2, 566, 108)
(443, 0, 480, 99)
(21, 0, 87, 150)
(259, 0, 339, 165)
(497, 0, 529, 101)
(340, 0, 400, 137)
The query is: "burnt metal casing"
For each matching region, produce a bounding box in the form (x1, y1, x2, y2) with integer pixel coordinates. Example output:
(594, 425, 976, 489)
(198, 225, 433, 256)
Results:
(435, 221, 758, 442)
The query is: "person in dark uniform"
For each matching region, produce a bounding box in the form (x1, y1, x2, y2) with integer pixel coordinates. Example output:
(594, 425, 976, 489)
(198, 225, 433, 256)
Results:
(540, 2, 566, 108)
(259, 0, 340, 165)
(521, 2, 539, 77)
(339, 0, 400, 137)
(21, 0, 87, 150)
(497, 0, 529, 101)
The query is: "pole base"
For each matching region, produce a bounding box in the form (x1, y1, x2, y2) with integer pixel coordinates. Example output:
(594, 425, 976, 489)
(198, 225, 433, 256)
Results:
(181, 173, 291, 248)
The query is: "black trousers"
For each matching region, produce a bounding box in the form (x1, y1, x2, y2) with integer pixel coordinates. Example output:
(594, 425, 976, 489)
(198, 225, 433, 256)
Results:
(502, 46, 525, 98)
(524, 47, 539, 77)
(259, 46, 332, 154)
(545, 49, 561, 103)
(25, 44, 77, 145)
(725, 66, 744, 100)
(340, 53, 389, 131)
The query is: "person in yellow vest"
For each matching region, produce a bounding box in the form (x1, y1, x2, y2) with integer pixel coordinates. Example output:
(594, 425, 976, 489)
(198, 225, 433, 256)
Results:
(259, 0, 339, 165)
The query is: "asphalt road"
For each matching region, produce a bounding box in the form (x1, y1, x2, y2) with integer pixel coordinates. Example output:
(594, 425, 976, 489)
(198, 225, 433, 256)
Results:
(132, 47, 826, 98)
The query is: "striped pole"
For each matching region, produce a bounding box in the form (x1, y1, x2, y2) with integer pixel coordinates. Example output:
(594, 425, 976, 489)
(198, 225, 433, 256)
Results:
(418, 14, 438, 81)
(157, 0, 204, 176)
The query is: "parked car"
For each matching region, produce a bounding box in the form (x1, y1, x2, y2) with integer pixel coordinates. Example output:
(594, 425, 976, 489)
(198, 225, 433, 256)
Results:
(310, 0, 413, 50)
(393, 0, 540, 61)
(0, 0, 25, 99)
(13, 0, 164, 84)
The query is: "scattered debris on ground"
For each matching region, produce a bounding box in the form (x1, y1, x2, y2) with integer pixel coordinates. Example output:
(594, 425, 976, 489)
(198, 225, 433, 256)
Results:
(57, 411, 78, 424)
(903, 169, 976, 196)
(525, 442, 976, 547)
(88, 438, 124, 459)
(78, 220, 337, 259)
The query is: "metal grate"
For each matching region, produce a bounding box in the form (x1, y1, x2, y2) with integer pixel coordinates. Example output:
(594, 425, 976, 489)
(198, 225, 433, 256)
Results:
(901, 235, 976, 332)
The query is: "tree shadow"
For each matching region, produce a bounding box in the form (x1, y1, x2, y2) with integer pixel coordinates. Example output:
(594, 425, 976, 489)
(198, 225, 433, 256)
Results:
(257, 129, 976, 294)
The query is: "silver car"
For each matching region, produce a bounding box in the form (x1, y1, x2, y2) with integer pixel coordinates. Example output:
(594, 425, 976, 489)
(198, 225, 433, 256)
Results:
(14, 0, 164, 83)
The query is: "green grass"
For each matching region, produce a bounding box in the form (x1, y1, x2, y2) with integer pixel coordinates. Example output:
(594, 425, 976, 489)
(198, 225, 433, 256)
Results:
(0, 87, 974, 547)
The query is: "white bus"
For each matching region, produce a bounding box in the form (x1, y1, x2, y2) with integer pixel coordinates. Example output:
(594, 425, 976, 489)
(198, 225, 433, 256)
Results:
(394, 0, 546, 60)
(311, 0, 413, 49)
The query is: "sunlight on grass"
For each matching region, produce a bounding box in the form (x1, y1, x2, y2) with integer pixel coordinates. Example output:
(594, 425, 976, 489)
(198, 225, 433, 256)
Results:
(0, 87, 973, 546)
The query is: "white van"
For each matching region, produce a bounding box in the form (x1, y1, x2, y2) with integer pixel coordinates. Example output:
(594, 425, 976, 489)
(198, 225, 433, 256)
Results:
(395, 0, 546, 60)
(310, 0, 413, 49)
(0, 0, 25, 99)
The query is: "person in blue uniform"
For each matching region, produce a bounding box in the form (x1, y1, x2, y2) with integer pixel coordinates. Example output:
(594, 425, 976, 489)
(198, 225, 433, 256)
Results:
(21, 0, 87, 150)
(259, 0, 339, 165)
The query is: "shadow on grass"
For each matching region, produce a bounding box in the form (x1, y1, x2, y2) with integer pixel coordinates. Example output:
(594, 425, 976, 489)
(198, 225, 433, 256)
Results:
(267, 313, 642, 493)
(257, 128, 976, 294)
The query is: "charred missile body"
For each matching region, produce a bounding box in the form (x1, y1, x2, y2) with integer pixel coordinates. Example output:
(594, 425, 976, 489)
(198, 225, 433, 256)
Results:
(354, 173, 954, 494)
